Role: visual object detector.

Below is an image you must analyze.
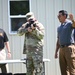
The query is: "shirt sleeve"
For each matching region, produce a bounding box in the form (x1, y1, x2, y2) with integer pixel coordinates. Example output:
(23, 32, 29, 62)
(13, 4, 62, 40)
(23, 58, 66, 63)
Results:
(31, 22, 45, 40)
(57, 27, 59, 38)
(72, 20, 75, 28)
(3, 31, 9, 42)
(17, 22, 28, 36)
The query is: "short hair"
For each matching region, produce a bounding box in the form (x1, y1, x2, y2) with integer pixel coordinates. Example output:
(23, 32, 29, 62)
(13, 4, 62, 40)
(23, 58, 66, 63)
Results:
(59, 10, 68, 18)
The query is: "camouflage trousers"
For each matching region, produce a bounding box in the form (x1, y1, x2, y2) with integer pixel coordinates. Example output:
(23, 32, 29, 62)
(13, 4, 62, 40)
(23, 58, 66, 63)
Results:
(26, 45, 43, 75)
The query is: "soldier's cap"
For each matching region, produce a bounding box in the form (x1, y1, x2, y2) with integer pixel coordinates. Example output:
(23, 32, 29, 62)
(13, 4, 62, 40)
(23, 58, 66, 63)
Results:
(25, 12, 34, 20)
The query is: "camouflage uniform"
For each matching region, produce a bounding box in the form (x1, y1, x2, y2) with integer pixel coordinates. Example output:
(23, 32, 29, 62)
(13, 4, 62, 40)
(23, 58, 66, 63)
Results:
(18, 12, 45, 75)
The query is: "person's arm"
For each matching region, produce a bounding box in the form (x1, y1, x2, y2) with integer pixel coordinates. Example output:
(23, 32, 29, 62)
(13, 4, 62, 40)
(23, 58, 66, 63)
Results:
(17, 22, 28, 36)
(5, 41, 11, 58)
(3, 30, 11, 58)
(72, 20, 75, 27)
(69, 14, 75, 27)
(55, 38, 60, 59)
(31, 22, 45, 40)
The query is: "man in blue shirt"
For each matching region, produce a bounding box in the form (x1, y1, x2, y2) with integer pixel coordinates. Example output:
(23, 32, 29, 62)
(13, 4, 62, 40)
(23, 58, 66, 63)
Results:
(54, 10, 75, 75)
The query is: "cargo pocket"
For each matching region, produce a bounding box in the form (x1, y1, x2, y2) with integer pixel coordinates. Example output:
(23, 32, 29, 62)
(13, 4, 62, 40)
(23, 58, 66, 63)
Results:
(68, 45, 75, 58)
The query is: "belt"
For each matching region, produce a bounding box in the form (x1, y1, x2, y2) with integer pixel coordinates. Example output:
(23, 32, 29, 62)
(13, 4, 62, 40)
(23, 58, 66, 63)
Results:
(60, 43, 74, 48)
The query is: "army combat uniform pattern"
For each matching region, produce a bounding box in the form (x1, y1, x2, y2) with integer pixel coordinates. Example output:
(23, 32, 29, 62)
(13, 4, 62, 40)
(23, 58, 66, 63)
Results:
(18, 20, 45, 75)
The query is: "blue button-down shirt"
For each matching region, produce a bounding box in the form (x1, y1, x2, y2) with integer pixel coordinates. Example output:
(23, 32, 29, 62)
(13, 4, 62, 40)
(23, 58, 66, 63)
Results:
(57, 19, 74, 45)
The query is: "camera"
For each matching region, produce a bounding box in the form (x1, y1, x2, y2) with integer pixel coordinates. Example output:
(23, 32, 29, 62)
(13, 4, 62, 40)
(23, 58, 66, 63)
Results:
(25, 19, 36, 28)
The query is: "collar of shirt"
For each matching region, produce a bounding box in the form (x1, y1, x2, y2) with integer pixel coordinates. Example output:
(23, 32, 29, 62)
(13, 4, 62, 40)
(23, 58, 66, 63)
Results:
(61, 19, 68, 25)
(61, 22, 66, 26)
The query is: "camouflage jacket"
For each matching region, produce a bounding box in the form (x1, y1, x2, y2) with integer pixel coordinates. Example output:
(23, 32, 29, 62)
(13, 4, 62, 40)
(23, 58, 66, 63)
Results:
(17, 21, 45, 54)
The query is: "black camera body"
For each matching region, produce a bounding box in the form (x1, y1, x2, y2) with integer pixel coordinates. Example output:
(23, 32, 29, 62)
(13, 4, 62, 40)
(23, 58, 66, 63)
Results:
(25, 19, 36, 28)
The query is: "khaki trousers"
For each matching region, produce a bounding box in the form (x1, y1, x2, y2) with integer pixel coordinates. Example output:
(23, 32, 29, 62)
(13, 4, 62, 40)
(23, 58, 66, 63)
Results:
(0, 49, 8, 73)
(59, 45, 75, 75)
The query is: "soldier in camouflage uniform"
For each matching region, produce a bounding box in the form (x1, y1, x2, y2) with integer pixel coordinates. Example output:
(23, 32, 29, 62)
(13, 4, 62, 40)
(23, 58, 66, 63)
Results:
(17, 12, 45, 75)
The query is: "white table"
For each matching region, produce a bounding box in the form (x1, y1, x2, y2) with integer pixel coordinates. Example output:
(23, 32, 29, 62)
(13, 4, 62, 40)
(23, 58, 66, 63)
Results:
(0, 58, 50, 64)
(0, 59, 26, 64)
(0, 58, 50, 75)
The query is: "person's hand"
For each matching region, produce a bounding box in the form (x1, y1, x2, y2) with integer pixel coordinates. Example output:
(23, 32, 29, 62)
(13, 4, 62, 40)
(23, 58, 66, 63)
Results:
(54, 52, 58, 59)
(69, 14, 74, 21)
(27, 27, 32, 32)
(7, 52, 11, 59)
(31, 24, 36, 30)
